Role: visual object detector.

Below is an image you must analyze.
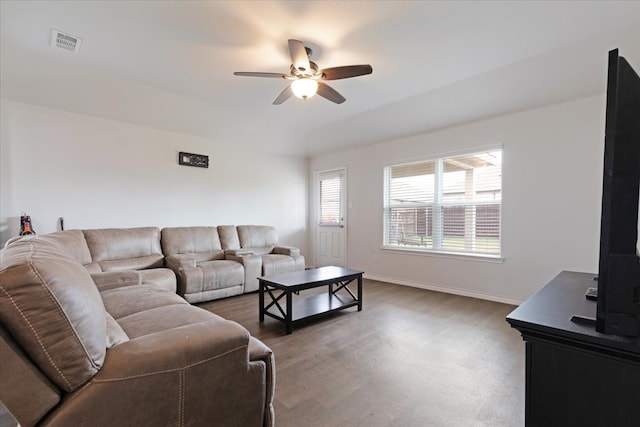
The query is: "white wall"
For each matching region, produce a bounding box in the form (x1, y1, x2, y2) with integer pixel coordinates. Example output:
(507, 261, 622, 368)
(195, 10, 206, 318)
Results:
(2, 96, 608, 303)
(0, 100, 309, 254)
(310, 95, 606, 303)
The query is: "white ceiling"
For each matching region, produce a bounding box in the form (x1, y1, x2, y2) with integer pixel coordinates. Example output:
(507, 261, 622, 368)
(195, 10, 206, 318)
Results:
(2, 1, 639, 157)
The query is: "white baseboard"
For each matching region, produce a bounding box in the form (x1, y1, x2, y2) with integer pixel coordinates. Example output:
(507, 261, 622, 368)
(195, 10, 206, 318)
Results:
(363, 273, 523, 306)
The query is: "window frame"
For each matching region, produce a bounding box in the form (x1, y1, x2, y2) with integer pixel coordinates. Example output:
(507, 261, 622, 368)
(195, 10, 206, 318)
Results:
(383, 147, 503, 260)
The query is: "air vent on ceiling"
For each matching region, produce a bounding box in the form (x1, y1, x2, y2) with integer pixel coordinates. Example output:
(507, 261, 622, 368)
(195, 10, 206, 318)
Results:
(51, 30, 82, 53)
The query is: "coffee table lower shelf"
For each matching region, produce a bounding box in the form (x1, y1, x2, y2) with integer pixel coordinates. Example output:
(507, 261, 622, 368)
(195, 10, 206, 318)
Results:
(263, 293, 359, 324)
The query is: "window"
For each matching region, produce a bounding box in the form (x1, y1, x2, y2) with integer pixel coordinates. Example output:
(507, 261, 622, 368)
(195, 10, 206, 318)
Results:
(319, 175, 342, 225)
(383, 149, 502, 257)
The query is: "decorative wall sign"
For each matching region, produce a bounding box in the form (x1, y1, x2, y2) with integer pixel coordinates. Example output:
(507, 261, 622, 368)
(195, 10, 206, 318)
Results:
(179, 152, 209, 168)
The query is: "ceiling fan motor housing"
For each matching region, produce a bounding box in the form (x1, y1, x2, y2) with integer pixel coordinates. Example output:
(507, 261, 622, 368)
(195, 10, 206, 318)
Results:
(291, 61, 319, 78)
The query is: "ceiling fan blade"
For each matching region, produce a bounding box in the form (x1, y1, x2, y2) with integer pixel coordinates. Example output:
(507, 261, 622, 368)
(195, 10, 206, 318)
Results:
(288, 39, 311, 73)
(273, 86, 293, 105)
(320, 65, 373, 80)
(234, 72, 287, 78)
(317, 82, 346, 104)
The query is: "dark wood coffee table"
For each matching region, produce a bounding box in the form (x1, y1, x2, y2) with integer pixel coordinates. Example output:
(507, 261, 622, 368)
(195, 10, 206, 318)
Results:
(258, 266, 363, 334)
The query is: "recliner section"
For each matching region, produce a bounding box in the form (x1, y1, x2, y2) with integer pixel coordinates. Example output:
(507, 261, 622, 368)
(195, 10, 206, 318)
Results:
(161, 225, 305, 302)
(83, 227, 177, 292)
(161, 226, 245, 303)
(219, 225, 306, 291)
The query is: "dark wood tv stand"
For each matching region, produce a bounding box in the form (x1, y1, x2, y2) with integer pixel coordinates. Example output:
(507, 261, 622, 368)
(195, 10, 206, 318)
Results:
(507, 271, 640, 426)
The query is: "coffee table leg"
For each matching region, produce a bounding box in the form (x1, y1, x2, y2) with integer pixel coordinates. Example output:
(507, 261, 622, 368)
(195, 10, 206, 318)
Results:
(357, 274, 363, 311)
(259, 280, 264, 322)
(286, 289, 293, 334)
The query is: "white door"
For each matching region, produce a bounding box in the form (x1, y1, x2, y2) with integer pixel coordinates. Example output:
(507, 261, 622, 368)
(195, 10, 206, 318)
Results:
(314, 169, 347, 267)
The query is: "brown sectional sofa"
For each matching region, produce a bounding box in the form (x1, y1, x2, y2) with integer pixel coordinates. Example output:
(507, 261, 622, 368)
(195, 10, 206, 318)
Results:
(4, 225, 304, 303)
(0, 224, 302, 426)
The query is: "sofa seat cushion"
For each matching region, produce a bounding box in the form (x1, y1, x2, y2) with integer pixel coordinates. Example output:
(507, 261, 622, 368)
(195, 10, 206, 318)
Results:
(116, 304, 227, 339)
(100, 284, 188, 320)
(183, 285, 243, 304)
(139, 268, 177, 292)
(0, 236, 107, 392)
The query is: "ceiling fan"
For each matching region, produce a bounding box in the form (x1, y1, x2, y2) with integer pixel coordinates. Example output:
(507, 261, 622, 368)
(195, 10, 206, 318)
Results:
(234, 39, 373, 105)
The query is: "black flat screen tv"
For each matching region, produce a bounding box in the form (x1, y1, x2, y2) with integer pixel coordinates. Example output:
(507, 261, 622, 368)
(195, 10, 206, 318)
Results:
(595, 49, 640, 337)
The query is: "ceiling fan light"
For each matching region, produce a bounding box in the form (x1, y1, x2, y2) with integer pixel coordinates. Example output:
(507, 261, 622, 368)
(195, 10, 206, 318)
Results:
(291, 78, 318, 100)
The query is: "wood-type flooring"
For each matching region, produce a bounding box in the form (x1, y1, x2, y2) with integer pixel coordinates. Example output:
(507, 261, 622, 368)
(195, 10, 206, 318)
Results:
(199, 278, 525, 427)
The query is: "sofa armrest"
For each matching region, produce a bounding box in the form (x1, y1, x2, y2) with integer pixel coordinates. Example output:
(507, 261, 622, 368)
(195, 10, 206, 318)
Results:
(43, 320, 270, 426)
(0, 325, 60, 427)
(272, 245, 300, 257)
(91, 271, 142, 291)
(165, 253, 196, 271)
(225, 248, 254, 256)
(249, 336, 275, 427)
(226, 253, 262, 293)
(98, 320, 249, 377)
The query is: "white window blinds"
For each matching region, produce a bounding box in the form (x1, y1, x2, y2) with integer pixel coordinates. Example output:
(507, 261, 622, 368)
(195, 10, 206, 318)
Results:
(384, 149, 502, 256)
(319, 175, 341, 225)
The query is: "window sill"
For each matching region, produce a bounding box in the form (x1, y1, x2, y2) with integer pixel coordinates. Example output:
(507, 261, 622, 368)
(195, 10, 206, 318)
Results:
(381, 246, 505, 263)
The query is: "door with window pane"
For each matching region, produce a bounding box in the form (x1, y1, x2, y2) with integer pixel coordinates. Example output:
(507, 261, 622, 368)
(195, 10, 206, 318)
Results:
(314, 169, 346, 267)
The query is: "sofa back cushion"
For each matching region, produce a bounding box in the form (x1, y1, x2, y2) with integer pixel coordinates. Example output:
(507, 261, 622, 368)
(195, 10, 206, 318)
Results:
(0, 235, 107, 392)
(218, 225, 241, 251)
(161, 227, 225, 261)
(43, 229, 102, 273)
(237, 225, 277, 255)
(83, 227, 165, 271)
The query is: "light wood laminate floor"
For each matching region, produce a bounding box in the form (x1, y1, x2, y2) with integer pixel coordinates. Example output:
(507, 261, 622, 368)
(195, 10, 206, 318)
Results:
(199, 279, 525, 427)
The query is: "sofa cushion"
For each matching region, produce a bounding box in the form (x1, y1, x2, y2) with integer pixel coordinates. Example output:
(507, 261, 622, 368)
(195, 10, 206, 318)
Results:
(139, 268, 177, 292)
(83, 227, 165, 271)
(161, 227, 225, 261)
(116, 304, 227, 339)
(42, 229, 102, 273)
(0, 236, 107, 392)
(262, 254, 297, 276)
(218, 225, 241, 250)
(91, 270, 142, 292)
(237, 225, 278, 252)
(183, 284, 244, 304)
(182, 260, 244, 294)
(105, 312, 129, 348)
(100, 284, 188, 320)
